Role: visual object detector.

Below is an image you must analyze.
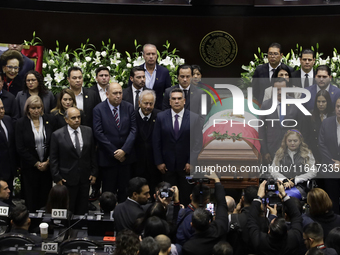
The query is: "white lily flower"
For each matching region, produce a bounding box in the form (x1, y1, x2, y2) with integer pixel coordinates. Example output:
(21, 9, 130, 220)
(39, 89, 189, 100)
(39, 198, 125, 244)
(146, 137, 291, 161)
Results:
(93, 58, 101, 65)
(101, 51, 107, 57)
(53, 68, 58, 73)
(127, 63, 132, 68)
(95, 51, 101, 57)
(48, 60, 55, 65)
(332, 57, 338, 63)
(44, 74, 53, 89)
(107, 66, 111, 70)
(250, 61, 254, 66)
(116, 53, 121, 59)
(127, 57, 131, 63)
(119, 82, 123, 86)
(263, 57, 268, 64)
(42, 63, 47, 69)
(133, 56, 145, 66)
(333, 72, 337, 78)
(65, 54, 69, 60)
(110, 57, 121, 66)
(54, 72, 65, 83)
(85, 57, 91, 62)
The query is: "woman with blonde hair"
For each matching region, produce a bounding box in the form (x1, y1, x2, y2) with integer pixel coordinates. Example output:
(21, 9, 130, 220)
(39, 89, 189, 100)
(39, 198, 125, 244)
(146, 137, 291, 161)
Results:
(16, 95, 56, 212)
(270, 129, 316, 198)
(51, 88, 79, 129)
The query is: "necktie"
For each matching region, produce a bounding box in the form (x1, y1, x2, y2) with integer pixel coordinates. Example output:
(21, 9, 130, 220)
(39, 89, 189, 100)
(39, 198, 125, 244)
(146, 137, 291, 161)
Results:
(174, 114, 179, 139)
(279, 104, 284, 125)
(113, 107, 120, 128)
(304, 73, 309, 88)
(74, 130, 81, 156)
(143, 117, 148, 122)
(0, 122, 7, 142)
(135, 90, 140, 110)
(183, 89, 188, 99)
(270, 69, 276, 80)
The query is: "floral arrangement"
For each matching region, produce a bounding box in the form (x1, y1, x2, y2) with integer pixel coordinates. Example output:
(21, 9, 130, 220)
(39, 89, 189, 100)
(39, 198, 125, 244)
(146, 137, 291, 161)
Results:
(25, 33, 184, 94)
(240, 43, 340, 88)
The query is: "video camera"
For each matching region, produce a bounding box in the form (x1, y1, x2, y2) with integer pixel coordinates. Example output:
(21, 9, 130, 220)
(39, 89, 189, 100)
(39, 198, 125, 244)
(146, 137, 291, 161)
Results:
(159, 187, 174, 199)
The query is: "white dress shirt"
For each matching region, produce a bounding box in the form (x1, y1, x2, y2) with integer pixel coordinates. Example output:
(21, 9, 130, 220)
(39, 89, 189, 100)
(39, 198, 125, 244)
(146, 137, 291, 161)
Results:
(97, 84, 107, 102)
(171, 108, 184, 130)
(0, 120, 8, 141)
(74, 88, 84, 110)
(67, 125, 83, 151)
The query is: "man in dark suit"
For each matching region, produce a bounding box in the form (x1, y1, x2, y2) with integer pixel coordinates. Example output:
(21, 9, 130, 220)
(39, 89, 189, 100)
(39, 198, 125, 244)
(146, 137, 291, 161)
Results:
(319, 97, 340, 214)
(123, 66, 147, 110)
(259, 78, 305, 164)
(67, 67, 101, 127)
(91, 66, 110, 102)
(129, 44, 171, 110)
(303, 65, 340, 112)
(153, 88, 203, 206)
(113, 177, 150, 234)
(291, 49, 316, 88)
(8, 44, 35, 82)
(50, 107, 97, 214)
(0, 75, 19, 121)
(133, 90, 161, 195)
(0, 99, 16, 196)
(252, 43, 294, 105)
(162, 65, 204, 127)
(93, 82, 137, 202)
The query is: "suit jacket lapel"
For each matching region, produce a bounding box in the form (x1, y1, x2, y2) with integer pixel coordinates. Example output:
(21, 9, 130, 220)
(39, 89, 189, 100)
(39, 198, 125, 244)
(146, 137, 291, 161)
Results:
(104, 100, 119, 131)
(178, 110, 189, 139)
(63, 126, 78, 157)
(166, 110, 176, 140)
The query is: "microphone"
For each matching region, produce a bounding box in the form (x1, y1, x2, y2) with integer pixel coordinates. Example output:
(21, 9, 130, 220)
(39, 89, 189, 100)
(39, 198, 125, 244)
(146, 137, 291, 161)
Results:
(52, 213, 88, 241)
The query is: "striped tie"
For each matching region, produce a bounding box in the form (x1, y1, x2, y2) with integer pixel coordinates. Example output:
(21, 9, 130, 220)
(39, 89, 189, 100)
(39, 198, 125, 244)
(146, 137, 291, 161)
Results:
(113, 107, 120, 128)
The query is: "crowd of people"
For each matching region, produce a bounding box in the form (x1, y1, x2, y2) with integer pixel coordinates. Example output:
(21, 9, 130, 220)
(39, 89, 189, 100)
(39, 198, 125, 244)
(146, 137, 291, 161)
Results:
(0, 41, 340, 254)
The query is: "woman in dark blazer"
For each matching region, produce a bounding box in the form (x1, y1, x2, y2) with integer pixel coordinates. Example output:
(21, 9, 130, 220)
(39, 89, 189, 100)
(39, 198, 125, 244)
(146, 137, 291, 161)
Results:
(16, 70, 55, 118)
(305, 90, 334, 164)
(16, 95, 56, 212)
(51, 88, 83, 129)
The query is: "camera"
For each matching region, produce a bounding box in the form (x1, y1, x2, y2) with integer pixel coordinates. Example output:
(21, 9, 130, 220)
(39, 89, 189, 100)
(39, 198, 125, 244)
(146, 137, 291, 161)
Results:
(206, 203, 215, 216)
(159, 187, 174, 198)
(266, 178, 278, 191)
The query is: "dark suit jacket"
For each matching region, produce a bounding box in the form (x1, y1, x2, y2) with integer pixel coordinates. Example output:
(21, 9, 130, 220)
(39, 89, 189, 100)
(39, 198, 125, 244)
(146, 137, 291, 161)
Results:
(182, 182, 228, 255)
(122, 86, 148, 108)
(302, 84, 340, 112)
(93, 99, 137, 167)
(252, 63, 294, 104)
(135, 108, 160, 169)
(79, 87, 101, 127)
(16, 114, 56, 169)
(16, 90, 55, 118)
(319, 116, 340, 165)
(248, 198, 302, 255)
(259, 98, 305, 158)
(0, 90, 19, 121)
(305, 113, 334, 163)
(152, 109, 202, 171)
(291, 69, 315, 88)
(128, 64, 171, 109)
(50, 125, 98, 186)
(113, 199, 145, 233)
(0, 116, 16, 181)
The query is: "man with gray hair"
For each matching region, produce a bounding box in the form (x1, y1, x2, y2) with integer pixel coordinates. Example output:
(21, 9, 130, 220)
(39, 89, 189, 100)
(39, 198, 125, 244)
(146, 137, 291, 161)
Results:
(133, 90, 161, 195)
(129, 44, 171, 109)
(50, 107, 97, 214)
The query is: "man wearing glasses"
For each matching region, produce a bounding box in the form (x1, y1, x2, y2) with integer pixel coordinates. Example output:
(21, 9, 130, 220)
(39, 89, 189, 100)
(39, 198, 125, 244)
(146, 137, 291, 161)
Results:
(251, 43, 294, 105)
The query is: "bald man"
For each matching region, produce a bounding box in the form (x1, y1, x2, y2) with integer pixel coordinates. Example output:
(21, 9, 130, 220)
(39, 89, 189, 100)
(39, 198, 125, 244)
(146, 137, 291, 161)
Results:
(93, 82, 137, 202)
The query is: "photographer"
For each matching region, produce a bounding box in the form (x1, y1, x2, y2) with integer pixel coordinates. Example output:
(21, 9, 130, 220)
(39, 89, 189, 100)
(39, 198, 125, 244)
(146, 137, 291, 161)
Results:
(248, 180, 303, 255)
(182, 171, 228, 255)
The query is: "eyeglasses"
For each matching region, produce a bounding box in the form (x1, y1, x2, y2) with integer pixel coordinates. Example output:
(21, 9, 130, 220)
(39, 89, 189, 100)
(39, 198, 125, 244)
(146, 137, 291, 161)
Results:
(26, 79, 37, 83)
(6, 65, 19, 71)
(268, 52, 280, 56)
